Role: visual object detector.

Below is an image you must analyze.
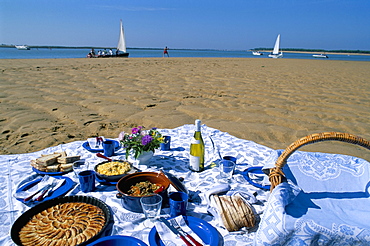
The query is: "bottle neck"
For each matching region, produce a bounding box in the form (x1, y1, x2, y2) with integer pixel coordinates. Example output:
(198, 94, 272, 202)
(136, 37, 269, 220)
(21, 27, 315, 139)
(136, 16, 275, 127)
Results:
(195, 120, 201, 132)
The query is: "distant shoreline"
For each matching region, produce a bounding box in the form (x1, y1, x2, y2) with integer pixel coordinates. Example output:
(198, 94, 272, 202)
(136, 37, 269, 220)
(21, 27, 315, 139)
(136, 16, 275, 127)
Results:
(1, 44, 369, 56)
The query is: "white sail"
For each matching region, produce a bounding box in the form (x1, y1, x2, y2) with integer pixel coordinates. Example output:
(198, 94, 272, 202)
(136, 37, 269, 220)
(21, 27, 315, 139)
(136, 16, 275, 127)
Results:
(269, 34, 283, 58)
(272, 34, 280, 55)
(117, 20, 126, 53)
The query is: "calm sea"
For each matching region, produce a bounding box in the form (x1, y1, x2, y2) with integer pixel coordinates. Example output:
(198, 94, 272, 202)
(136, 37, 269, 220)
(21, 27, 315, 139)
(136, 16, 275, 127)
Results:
(1, 47, 369, 62)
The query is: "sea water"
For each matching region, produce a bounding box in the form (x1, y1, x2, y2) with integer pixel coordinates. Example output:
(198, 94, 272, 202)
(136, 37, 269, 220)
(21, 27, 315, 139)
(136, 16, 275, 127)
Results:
(0, 47, 369, 61)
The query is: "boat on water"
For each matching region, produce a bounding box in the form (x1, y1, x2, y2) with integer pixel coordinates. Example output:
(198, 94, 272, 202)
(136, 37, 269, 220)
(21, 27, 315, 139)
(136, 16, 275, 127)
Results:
(15, 45, 30, 50)
(252, 51, 263, 56)
(268, 34, 283, 58)
(313, 54, 329, 58)
(88, 20, 129, 58)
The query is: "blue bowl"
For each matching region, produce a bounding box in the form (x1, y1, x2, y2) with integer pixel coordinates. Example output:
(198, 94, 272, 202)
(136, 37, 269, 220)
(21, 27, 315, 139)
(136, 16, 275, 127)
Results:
(87, 235, 148, 246)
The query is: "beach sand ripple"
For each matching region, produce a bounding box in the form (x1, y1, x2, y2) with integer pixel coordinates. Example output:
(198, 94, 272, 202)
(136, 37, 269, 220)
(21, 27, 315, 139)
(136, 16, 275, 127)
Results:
(1, 58, 369, 160)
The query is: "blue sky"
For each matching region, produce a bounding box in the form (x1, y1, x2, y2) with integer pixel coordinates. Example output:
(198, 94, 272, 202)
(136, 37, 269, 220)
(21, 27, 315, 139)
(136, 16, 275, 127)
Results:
(1, 0, 369, 51)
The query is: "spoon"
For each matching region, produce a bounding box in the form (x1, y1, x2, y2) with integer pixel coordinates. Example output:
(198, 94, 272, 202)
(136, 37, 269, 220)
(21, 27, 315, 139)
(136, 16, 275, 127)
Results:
(96, 153, 112, 162)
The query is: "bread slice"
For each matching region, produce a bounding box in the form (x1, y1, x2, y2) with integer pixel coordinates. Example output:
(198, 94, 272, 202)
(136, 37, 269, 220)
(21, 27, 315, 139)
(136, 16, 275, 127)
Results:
(220, 196, 239, 231)
(36, 153, 61, 166)
(60, 163, 73, 172)
(213, 195, 232, 231)
(232, 195, 255, 228)
(46, 164, 60, 172)
(55, 151, 67, 157)
(57, 156, 80, 164)
(30, 160, 47, 172)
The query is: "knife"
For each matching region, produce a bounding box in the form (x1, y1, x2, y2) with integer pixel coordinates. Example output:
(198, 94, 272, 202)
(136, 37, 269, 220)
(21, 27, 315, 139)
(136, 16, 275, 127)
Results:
(159, 217, 193, 246)
(35, 184, 53, 201)
(47, 179, 65, 197)
(36, 178, 65, 201)
(24, 184, 50, 202)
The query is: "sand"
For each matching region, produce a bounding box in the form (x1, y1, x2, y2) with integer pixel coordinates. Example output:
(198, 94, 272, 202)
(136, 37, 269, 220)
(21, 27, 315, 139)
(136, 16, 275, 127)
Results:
(1, 57, 369, 160)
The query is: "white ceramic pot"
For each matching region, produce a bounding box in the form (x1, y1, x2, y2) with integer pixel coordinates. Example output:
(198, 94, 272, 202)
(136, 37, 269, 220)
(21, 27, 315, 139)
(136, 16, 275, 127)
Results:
(129, 150, 154, 165)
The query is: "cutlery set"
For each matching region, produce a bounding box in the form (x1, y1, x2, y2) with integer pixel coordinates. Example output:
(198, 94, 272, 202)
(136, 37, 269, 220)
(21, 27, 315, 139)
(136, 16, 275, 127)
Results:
(23, 176, 64, 202)
(160, 217, 203, 246)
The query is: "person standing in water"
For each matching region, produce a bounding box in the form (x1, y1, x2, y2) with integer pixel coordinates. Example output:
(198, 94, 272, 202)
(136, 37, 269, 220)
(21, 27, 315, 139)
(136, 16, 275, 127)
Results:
(163, 46, 169, 57)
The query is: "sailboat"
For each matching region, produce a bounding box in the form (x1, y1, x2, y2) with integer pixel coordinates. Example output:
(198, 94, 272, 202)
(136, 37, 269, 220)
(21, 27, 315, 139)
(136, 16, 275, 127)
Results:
(268, 34, 283, 58)
(95, 20, 129, 58)
(116, 19, 129, 57)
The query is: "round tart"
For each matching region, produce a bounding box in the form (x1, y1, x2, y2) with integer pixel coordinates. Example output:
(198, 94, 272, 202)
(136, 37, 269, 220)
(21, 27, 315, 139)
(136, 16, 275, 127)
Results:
(19, 202, 105, 246)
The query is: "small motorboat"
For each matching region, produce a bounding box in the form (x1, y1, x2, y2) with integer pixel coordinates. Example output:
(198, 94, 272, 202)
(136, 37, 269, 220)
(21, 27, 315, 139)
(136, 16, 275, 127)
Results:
(15, 45, 30, 50)
(252, 51, 263, 56)
(313, 54, 329, 58)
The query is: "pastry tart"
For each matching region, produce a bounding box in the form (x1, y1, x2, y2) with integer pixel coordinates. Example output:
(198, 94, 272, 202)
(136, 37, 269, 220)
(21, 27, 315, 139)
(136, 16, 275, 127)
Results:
(19, 202, 105, 246)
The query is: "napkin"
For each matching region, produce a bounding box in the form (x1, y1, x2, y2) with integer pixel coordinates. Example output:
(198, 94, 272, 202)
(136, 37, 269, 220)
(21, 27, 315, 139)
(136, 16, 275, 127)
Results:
(155, 216, 208, 246)
(14, 176, 64, 201)
(87, 136, 106, 150)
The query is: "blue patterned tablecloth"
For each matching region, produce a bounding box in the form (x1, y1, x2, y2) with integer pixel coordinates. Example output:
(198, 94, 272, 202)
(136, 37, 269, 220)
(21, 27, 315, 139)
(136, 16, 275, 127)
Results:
(2, 125, 369, 245)
(0, 124, 274, 246)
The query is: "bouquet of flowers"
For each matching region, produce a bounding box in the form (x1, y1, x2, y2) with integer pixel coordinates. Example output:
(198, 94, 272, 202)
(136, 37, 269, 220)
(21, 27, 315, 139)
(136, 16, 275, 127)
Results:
(119, 126, 164, 159)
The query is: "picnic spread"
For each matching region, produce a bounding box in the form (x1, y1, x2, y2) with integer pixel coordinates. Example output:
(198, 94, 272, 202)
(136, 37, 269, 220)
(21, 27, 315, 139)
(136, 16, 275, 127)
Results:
(1, 124, 370, 245)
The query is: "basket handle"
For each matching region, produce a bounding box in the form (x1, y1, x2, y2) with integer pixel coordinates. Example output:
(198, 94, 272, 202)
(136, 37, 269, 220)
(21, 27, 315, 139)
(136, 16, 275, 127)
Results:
(269, 132, 370, 192)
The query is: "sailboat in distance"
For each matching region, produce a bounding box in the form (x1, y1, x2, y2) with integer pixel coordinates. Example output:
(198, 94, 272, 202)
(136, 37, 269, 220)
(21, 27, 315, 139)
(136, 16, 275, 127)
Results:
(268, 34, 283, 58)
(116, 19, 129, 57)
(92, 20, 129, 58)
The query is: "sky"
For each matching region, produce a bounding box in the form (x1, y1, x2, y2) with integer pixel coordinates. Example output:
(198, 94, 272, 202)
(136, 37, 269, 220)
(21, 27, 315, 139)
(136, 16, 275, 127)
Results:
(1, 0, 370, 51)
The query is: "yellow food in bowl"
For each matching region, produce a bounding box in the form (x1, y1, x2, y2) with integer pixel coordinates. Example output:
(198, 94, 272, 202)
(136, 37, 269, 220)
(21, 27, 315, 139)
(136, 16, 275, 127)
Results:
(96, 161, 131, 176)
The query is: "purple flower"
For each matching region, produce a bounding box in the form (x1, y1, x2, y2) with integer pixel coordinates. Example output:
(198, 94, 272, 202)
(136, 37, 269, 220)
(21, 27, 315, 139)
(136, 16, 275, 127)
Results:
(132, 127, 140, 134)
(142, 135, 153, 145)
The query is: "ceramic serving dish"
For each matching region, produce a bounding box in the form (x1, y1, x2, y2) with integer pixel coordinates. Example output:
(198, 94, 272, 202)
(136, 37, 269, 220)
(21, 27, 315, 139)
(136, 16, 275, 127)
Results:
(116, 172, 170, 213)
(94, 160, 138, 182)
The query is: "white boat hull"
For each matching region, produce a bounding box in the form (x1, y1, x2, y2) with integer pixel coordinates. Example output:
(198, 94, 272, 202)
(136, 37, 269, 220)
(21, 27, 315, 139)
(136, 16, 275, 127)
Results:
(15, 45, 30, 50)
(313, 54, 328, 58)
(252, 51, 263, 56)
(268, 53, 283, 58)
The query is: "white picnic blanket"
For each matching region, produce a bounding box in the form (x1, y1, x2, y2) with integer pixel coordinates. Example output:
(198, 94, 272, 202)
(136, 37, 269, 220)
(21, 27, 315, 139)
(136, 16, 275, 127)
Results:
(1, 124, 369, 245)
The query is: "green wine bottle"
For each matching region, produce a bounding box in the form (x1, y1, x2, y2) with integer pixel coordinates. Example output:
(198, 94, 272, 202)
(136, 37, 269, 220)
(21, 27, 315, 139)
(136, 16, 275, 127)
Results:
(189, 119, 205, 172)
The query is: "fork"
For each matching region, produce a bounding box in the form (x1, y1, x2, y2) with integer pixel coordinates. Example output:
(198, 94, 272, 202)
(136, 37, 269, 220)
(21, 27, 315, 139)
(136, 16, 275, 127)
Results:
(171, 219, 203, 246)
(35, 178, 58, 201)
(23, 175, 50, 202)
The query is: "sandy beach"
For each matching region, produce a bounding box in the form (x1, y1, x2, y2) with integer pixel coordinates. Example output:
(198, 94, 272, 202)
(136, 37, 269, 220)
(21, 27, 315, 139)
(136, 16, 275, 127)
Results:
(1, 57, 369, 160)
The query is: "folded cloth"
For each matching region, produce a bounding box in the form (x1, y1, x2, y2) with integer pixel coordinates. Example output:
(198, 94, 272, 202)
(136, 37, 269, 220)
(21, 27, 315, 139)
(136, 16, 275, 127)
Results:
(13, 175, 64, 201)
(155, 216, 207, 246)
(87, 136, 106, 150)
(225, 190, 257, 204)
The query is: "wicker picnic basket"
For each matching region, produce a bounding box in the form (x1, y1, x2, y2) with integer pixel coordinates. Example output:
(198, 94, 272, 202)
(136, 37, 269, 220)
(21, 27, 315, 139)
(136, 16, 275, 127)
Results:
(268, 132, 370, 192)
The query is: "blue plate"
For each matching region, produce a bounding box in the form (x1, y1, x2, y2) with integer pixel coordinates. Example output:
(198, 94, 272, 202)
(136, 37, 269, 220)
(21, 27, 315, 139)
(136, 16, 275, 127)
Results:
(95, 175, 117, 186)
(82, 139, 121, 153)
(32, 167, 70, 176)
(16, 176, 74, 204)
(242, 166, 271, 190)
(87, 235, 148, 246)
(148, 216, 221, 246)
